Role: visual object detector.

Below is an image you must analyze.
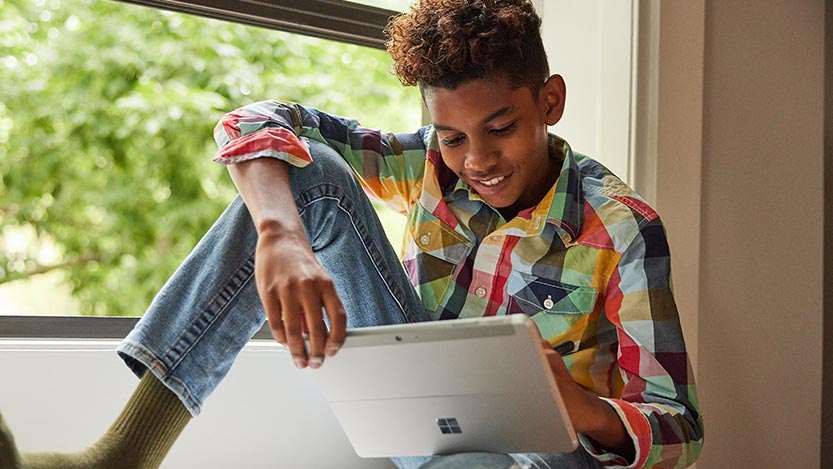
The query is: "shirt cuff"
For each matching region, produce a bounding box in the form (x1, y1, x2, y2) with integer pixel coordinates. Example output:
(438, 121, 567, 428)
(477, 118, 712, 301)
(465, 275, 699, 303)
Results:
(577, 398, 652, 468)
(213, 127, 312, 168)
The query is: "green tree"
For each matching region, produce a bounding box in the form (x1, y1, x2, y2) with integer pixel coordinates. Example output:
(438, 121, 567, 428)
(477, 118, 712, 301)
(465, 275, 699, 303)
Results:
(0, 0, 421, 315)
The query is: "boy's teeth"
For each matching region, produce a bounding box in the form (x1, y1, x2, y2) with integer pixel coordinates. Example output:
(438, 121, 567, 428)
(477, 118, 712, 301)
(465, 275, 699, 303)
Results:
(480, 176, 505, 186)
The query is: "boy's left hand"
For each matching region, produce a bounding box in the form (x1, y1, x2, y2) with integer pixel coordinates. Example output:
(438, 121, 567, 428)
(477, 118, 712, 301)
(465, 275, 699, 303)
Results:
(540, 339, 574, 387)
(538, 338, 635, 461)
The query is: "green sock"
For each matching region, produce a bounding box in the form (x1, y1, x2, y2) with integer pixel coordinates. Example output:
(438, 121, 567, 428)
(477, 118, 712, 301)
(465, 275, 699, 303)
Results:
(0, 410, 22, 469)
(21, 372, 191, 469)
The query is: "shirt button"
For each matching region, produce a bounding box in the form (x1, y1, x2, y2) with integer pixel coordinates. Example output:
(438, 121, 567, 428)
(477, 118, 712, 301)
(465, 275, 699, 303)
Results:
(489, 235, 501, 242)
(419, 232, 431, 246)
(475, 286, 487, 298)
(543, 295, 554, 309)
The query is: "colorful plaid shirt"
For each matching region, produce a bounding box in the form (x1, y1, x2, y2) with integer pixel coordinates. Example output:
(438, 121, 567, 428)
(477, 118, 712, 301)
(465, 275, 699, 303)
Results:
(213, 101, 703, 468)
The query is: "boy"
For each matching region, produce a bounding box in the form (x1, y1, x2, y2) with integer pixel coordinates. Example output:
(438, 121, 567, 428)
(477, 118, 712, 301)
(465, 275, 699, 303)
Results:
(1, 0, 702, 467)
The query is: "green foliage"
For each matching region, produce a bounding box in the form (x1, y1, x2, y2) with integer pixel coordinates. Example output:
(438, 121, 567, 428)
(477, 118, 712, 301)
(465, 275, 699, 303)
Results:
(0, 0, 421, 315)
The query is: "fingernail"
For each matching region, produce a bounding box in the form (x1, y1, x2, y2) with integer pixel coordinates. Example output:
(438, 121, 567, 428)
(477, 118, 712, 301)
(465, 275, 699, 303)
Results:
(309, 356, 323, 368)
(294, 358, 307, 369)
(326, 345, 340, 356)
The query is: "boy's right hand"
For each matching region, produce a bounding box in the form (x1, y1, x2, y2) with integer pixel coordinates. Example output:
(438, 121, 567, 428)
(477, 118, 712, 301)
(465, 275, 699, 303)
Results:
(227, 157, 346, 369)
(254, 227, 347, 369)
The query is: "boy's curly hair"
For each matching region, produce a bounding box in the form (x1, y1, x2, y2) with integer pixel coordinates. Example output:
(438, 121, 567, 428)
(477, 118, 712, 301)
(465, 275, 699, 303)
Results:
(384, 0, 548, 91)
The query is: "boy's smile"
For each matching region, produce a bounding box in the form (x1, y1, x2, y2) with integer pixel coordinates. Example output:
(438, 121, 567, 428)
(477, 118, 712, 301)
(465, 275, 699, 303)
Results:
(424, 75, 566, 219)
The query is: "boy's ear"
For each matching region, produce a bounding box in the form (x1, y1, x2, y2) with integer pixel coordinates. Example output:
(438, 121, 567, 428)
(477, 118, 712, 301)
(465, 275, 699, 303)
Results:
(541, 75, 566, 126)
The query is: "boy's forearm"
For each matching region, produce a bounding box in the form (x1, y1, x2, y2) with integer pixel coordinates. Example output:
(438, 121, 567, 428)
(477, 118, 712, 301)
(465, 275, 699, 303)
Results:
(563, 383, 634, 461)
(227, 158, 304, 238)
(226, 156, 347, 364)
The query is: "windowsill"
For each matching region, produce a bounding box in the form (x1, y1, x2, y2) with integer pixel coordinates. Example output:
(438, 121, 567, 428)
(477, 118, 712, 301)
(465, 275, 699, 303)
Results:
(0, 316, 273, 340)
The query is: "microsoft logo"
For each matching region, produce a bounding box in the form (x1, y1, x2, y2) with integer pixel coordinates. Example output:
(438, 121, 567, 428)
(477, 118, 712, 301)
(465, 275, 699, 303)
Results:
(436, 418, 462, 434)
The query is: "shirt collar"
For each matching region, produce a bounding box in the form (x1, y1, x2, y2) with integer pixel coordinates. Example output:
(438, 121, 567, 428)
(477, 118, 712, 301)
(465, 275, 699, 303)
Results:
(543, 135, 583, 243)
(441, 134, 583, 242)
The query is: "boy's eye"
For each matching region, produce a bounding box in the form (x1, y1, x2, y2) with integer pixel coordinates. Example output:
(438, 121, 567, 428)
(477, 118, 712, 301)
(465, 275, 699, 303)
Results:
(441, 135, 465, 147)
(490, 122, 517, 136)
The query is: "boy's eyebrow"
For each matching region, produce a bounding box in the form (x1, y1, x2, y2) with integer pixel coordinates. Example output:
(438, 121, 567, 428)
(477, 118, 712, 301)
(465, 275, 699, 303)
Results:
(433, 106, 515, 131)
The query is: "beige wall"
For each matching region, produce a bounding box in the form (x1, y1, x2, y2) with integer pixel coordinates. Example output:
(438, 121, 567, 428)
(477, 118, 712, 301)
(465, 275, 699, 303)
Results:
(650, 0, 705, 372)
(650, 0, 827, 467)
(823, 4, 833, 467)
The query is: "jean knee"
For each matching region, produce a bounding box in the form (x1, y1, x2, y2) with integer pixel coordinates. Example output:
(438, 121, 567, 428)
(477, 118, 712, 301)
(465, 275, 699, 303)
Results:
(288, 138, 358, 194)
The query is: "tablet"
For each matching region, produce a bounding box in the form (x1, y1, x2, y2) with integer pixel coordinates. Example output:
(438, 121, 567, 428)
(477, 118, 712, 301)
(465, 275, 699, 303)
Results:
(307, 314, 579, 458)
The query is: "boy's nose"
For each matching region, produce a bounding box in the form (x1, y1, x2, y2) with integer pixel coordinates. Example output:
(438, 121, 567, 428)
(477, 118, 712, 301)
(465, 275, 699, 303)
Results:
(464, 143, 498, 172)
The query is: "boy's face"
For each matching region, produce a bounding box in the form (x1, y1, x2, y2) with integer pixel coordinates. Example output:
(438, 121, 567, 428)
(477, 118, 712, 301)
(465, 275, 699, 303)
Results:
(424, 75, 566, 219)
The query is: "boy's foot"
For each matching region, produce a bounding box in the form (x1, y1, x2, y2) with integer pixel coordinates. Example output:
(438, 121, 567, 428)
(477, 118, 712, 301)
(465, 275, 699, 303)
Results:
(0, 410, 22, 469)
(0, 373, 190, 469)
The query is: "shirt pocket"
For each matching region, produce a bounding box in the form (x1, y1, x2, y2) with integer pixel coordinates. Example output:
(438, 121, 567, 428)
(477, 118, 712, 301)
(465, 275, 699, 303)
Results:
(508, 273, 597, 318)
(406, 218, 470, 313)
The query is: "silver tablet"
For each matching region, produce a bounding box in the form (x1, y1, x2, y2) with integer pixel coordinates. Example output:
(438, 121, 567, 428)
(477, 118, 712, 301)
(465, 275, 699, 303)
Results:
(307, 314, 579, 458)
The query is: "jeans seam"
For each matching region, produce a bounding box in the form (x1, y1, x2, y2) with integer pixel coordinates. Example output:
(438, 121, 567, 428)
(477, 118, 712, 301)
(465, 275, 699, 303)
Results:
(116, 341, 203, 416)
(296, 182, 417, 324)
(162, 256, 256, 373)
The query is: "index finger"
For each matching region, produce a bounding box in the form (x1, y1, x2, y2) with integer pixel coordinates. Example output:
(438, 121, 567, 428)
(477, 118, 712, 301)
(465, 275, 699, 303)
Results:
(259, 286, 286, 346)
(321, 282, 346, 357)
(279, 289, 309, 368)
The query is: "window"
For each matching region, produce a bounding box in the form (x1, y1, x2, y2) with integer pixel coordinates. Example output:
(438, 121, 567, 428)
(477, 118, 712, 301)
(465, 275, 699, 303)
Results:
(0, 0, 421, 333)
(348, 0, 413, 10)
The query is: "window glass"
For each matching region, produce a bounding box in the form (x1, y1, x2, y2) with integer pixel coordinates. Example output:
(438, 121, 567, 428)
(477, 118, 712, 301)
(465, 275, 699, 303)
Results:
(347, 0, 414, 12)
(0, 0, 421, 317)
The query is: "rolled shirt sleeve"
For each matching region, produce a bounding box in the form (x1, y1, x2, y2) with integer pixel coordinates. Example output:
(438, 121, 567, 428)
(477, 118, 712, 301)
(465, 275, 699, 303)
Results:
(212, 100, 428, 214)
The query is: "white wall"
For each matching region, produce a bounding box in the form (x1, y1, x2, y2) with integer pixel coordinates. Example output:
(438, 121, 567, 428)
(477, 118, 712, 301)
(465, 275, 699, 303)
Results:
(540, 0, 635, 183)
(0, 340, 393, 468)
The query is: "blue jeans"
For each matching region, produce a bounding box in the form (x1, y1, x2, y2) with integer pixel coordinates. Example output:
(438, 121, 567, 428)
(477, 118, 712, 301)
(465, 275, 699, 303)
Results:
(399, 451, 604, 468)
(116, 140, 601, 469)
